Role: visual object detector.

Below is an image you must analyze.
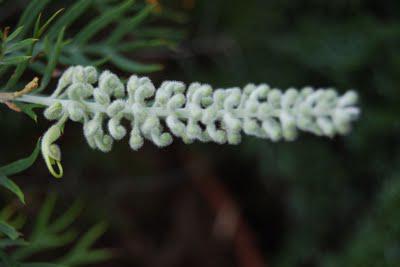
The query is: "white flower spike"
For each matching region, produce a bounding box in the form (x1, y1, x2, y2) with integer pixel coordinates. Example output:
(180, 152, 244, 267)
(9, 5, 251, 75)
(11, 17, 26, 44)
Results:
(16, 66, 360, 177)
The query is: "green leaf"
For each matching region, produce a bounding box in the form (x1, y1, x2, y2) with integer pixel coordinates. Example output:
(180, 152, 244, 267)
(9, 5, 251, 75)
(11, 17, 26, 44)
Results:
(0, 220, 21, 240)
(8, 214, 27, 232)
(109, 51, 162, 73)
(5, 58, 33, 89)
(72, 222, 108, 252)
(28, 61, 46, 75)
(107, 4, 154, 44)
(38, 27, 65, 91)
(17, 0, 52, 38)
(0, 175, 25, 204)
(74, 0, 134, 45)
(5, 38, 38, 54)
(0, 139, 41, 176)
(5, 26, 24, 43)
(92, 56, 110, 67)
(13, 229, 77, 261)
(117, 39, 175, 52)
(33, 194, 57, 236)
(48, 200, 83, 233)
(0, 250, 19, 267)
(14, 103, 44, 122)
(43, 36, 52, 56)
(47, 0, 93, 39)
(13, 195, 79, 261)
(0, 204, 16, 221)
(58, 222, 110, 266)
(33, 13, 42, 38)
(63, 49, 92, 66)
(74, 249, 112, 265)
(37, 9, 64, 38)
(6, 32, 39, 88)
(0, 238, 28, 249)
(0, 56, 31, 65)
(135, 27, 184, 41)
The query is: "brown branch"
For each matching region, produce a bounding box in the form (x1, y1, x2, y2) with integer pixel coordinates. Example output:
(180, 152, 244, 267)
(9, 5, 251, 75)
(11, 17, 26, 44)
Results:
(182, 153, 267, 267)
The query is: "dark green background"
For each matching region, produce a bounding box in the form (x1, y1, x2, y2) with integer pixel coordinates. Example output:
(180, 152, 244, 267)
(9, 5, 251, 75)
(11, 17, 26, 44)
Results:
(1, 0, 399, 266)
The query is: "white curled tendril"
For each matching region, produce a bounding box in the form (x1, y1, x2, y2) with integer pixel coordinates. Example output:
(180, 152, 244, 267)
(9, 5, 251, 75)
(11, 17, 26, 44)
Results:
(40, 114, 67, 178)
(16, 66, 360, 178)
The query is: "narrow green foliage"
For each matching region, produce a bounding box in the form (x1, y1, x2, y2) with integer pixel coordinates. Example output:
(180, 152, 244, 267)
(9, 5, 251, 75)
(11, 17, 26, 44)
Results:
(12, 195, 76, 260)
(0, 175, 25, 204)
(17, 0, 52, 38)
(46, 0, 93, 39)
(47, 200, 83, 233)
(38, 27, 66, 91)
(118, 39, 175, 52)
(0, 220, 21, 240)
(11, 195, 109, 265)
(5, 61, 33, 89)
(0, 26, 30, 77)
(5, 38, 38, 54)
(5, 26, 24, 43)
(68, 222, 108, 253)
(74, 0, 134, 45)
(0, 139, 41, 176)
(0, 196, 105, 266)
(36, 9, 65, 39)
(106, 3, 154, 44)
(3, 0, 181, 77)
(91, 56, 110, 67)
(14, 103, 45, 122)
(0, 140, 40, 203)
(108, 50, 163, 72)
(136, 27, 185, 41)
(0, 250, 19, 267)
(4, 9, 63, 89)
(0, 238, 29, 249)
(58, 222, 111, 266)
(0, 56, 31, 65)
(33, 194, 57, 236)
(0, 1, 180, 266)
(6, 214, 27, 232)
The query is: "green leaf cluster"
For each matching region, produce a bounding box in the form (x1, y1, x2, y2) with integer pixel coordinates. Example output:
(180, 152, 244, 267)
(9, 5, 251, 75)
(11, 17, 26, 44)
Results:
(1, 195, 110, 267)
(1, 0, 181, 94)
(0, 0, 180, 265)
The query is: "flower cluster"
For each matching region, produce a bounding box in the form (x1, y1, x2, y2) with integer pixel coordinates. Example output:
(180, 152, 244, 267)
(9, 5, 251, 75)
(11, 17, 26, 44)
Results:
(18, 66, 359, 177)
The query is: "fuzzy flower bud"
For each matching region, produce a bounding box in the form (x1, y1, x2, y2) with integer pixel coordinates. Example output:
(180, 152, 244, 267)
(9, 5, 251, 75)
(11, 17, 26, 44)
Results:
(44, 102, 64, 120)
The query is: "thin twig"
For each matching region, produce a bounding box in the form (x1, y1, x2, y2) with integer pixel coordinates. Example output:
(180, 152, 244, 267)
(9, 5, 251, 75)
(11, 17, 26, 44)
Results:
(182, 153, 268, 267)
(0, 77, 39, 112)
(13, 77, 39, 98)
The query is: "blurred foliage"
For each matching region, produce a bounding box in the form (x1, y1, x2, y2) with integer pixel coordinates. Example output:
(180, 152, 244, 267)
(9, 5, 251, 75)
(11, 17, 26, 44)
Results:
(1, 0, 182, 266)
(0, 195, 110, 266)
(1, 0, 400, 266)
(178, 1, 400, 266)
(0, 0, 181, 93)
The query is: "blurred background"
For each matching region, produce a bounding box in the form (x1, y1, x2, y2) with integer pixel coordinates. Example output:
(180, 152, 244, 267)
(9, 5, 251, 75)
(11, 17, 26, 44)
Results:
(1, 0, 400, 266)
